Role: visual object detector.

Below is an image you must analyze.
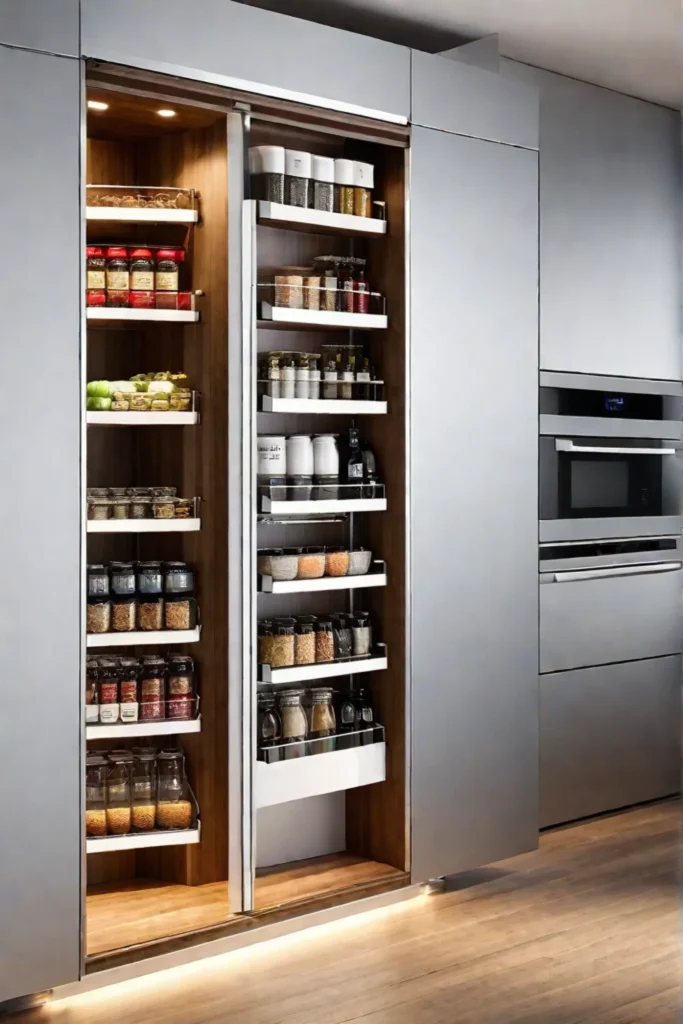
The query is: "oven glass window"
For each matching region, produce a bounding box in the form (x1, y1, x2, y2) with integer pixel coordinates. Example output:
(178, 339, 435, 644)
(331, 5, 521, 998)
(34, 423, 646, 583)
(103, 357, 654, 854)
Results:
(571, 460, 629, 510)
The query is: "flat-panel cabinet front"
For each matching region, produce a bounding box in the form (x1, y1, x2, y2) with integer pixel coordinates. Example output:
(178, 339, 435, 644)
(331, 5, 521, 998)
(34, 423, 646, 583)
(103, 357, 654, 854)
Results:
(0, 0, 79, 56)
(410, 126, 539, 883)
(0, 45, 82, 1001)
(540, 657, 681, 827)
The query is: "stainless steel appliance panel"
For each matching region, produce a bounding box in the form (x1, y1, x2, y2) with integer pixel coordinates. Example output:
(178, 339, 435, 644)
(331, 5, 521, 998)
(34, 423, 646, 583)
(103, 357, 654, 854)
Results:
(0, 46, 81, 1000)
(536, 70, 681, 379)
(411, 50, 539, 148)
(411, 126, 539, 882)
(540, 657, 681, 826)
(539, 516, 682, 544)
(0, 0, 78, 56)
(81, 0, 410, 121)
(540, 563, 683, 674)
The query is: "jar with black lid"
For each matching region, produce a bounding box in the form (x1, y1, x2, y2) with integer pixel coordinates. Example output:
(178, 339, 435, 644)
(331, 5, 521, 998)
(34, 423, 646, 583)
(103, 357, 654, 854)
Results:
(87, 564, 109, 598)
(257, 692, 282, 762)
(163, 562, 195, 594)
(87, 564, 111, 634)
(331, 614, 352, 661)
(129, 248, 155, 291)
(156, 249, 179, 292)
(110, 561, 136, 596)
(140, 655, 165, 721)
(167, 654, 196, 720)
(137, 561, 163, 594)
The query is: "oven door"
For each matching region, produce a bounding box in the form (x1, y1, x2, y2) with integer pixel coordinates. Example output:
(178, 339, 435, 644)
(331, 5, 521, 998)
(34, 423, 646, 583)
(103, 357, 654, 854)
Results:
(540, 435, 681, 542)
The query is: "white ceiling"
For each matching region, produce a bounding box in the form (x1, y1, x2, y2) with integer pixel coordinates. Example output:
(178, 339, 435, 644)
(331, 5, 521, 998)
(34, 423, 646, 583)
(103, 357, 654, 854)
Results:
(240, 0, 683, 108)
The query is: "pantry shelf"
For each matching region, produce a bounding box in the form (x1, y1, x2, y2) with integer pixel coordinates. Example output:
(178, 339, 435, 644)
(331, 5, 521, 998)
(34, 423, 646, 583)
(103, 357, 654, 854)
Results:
(86, 411, 199, 425)
(86, 717, 202, 740)
(260, 562, 387, 593)
(255, 741, 386, 808)
(261, 496, 387, 515)
(87, 518, 201, 534)
(257, 201, 387, 237)
(260, 646, 387, 685)
(87, 308, 199, 324)
(86, 826, 200, 854)
(86, 627, 201, 649)
(86, 207, 199, 224)
(259, 303, 388, 331)
(260, 396, 387, 415)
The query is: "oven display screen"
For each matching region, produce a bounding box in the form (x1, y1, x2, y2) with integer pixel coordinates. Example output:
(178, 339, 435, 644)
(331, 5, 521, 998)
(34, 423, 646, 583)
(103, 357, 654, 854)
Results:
(604, 395, 626, 413)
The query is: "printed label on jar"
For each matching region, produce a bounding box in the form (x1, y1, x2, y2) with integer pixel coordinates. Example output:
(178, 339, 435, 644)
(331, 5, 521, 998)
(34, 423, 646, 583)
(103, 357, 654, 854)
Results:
(156, 271, 178, 291)
(86, 704, 99, 723)
(131, 270, 154, 290)
(141, 679, 163, 697)
(167, 696, 193, 719)
(106, 270, 130, 291)
(120, 681, 138, 702)
(99, 681, 118, 704)
(140, 699, 163, 720)
(120, 702, 139, 722)
(87, 270, 106, 290)
(99, 703, 120, 724)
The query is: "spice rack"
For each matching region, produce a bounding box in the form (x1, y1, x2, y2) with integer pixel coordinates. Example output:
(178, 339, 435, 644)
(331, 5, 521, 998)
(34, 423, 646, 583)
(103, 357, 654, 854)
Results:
(86, 626, 201, 649)
(259, 560, 387, 594)
(86, 718, 202, 740)
(259, 645, 388, 685)
(257, 201, 387, 237)
(258, 303, 387, 331)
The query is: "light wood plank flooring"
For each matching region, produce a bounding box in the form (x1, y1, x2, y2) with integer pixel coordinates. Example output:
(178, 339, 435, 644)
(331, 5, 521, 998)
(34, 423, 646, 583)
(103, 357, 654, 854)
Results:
(34, 803, 683, 1022)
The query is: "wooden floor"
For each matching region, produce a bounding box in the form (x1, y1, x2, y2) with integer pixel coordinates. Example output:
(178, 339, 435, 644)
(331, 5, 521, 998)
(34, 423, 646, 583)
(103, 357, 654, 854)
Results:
(36, 803, 682, 1022)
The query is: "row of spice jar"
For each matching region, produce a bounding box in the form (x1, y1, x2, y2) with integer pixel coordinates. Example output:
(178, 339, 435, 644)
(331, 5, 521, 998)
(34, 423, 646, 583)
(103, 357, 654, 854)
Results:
(258, 547, 372, 581)
(87, 487, 195, 521)
(257, 683, 378, 761)
(258, 351, 381, 402)
(87, 246, 185, 294)
(258, 613, 373, 669)
(87, 654, 197, 724)
(86, 747, 195, 837)
(87, 561, 197, 634)
(262, 258, 384, 315)
(250, 147, 379, 219)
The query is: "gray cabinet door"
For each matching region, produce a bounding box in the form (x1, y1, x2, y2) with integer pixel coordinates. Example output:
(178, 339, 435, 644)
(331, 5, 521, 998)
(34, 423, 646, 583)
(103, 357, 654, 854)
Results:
(538, 71, 681, 380)
(411, 50, 538, 149)
(0, 0, 78, 56)
(81, 0, 410, 121)
(540, 657, 681, 827)
(411, 127, 539, 883)
(0, 46, 81, 1001)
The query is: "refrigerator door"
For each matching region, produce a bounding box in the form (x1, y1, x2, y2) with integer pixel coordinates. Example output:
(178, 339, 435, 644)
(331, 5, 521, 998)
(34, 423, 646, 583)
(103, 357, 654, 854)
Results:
(0, 45, 82, 1000)
(410, 126, 539, 882)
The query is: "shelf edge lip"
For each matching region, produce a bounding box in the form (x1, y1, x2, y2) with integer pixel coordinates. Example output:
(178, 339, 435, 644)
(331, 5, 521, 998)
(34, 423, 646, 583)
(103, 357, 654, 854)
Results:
(261, 397, 387, 415)
(259, 303, 387, 330)
(254, 741, 387, 808)
(86, 717, 202, 740)
(85, 827, 200, 853)
(260, 571, 387, 594)
(261, 498, 387, 514)
(86, 207, 198, 224)
(257, 201, 387, 236)
(86, 518, 201, 533)
(86, 309, 199, 323)
(86, 627, 201, 648)
(260, 651, 388, 684)
(86, 412, 199, 425)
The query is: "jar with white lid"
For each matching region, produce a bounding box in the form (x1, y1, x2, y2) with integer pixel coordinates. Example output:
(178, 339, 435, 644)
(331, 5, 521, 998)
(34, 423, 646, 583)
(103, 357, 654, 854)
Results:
(311, 155, 334, 213)
(354, 161, 374, 218)
(313, 434, 339, 476)
(284, 150, 311, 208)
(334, 159, 355, 216)
(286, 435, 314, 477)
(249, 145, 285, 204)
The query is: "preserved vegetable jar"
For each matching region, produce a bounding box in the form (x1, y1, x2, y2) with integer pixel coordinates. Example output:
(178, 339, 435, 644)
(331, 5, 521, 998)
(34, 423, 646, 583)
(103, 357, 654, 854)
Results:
(155, 249, 180, 292)
(86, 246, 106, 291)
(129, 248, 155, 291)
(105, 246, 129, 291)
(106, 752, 133, 835)
(157, 750, 193, 830)
(132, 753, 157, 832)
(140, 655, 166, 721)
(85, 755, 108, 837)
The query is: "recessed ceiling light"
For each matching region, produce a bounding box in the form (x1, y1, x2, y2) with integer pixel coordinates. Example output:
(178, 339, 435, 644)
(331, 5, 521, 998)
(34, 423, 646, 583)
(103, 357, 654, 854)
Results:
(157, 109, 176, 118)
(87, 100, 109, 111)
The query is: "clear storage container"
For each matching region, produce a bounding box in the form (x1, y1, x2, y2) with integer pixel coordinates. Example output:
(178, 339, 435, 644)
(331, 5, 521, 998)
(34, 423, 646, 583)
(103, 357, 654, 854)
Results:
(106, 753, 133, 835)
(284, 149, 311, 208)
(249, 145, 285, 204)
(311, 155, 334, 213)
(157, 750, 193, 830)
(85, 755, 108, 837)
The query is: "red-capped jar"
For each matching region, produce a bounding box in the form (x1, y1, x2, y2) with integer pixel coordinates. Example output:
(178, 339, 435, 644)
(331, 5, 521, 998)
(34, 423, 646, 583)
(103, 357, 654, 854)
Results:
(105, 247, 129, 292)
(130, 248, 155, 291)
(86, 246, 106, 291)
(155, 249, 180, 292)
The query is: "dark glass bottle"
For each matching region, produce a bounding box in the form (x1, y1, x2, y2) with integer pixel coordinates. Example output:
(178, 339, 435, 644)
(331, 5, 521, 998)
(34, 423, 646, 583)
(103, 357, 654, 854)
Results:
(344, 426, 364, 498)
(353, 684, 376, 744)
(362, 442, 379, 498)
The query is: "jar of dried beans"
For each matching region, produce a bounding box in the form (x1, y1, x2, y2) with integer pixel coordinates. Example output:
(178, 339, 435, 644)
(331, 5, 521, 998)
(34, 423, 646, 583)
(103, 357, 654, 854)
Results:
(106, 753, 133, 835)
(166, 654, 195, 720)
(85, 755, 108, 837)
(140, 656, 166, 721)
(295, 617, 316, 666)
(157, 750, 193, 830)
(132, 753, 157, 832)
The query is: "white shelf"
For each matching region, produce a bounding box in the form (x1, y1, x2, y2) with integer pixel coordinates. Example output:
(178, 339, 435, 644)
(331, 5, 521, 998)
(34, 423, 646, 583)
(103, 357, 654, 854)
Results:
(261, 396, 387, 415)
(86, 826, 200, 854)
(86, 717, 201, 740)
(260, 563, 387, 594)
(86, 206, 198, 224)
(257, 201, 386, 237)
(259, 303, 387, 331)
(86, 627, 201, 649)
(255, 742, 386, 808)
(260, 647, 387, 685)
(261, 496, 387, 514)
(87, 308, 199, 323)
(87, 518, 201, 534)
(87, 411, 199, 425)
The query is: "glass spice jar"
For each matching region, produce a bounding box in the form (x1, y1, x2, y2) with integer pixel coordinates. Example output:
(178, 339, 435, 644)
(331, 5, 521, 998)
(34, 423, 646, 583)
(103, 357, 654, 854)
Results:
(131, 753, 157, 832)
(129, 248, 155, 291)
(87, 563, 109, 598)
(118, 656, 140, 722)
(331, 614, 353, 661)
(130, 495, 151, 519)
(105, 246, 129, 292)
(110, 561, 136, 597)
(258, 620, 275, 667)
(152, 497, 175, 519)
(174, 498, 193, 519)
(284, 150, 311, 208)
(277, 689, 308, 758)
(85, 657, 99, 724)
(86, 246, 107, 292)
(163, 561, 195, 594)
(85, 754, 108, 837)
(140, 655, 166, 721)
(97, 657, 119, 724)
(353, 161, 374, 218)
(257, 692, 282, 762)
(157, 750, 193, 830)
(352, 611, 372, 657)
(295, 616, 317, 666)
(311, 154, 334, 213)
(88, 496, 111, 520)
(156, 249, 180, 292)
(111, 497, 130, 520)
(249, 145, 285, 204)
(137, 560, 163, 594)
(315, 618, 335, 663)
(334, 159, 355, 216)
(308, 687, 336, 754)
(166, 654, 195, 720)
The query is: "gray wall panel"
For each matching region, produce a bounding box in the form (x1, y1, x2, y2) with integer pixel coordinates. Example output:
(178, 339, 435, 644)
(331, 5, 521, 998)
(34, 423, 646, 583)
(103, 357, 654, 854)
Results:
(411, 49, 538, 148)
(81, 0, 410, 120)
(0, 0, 79, 56)
(0, 45, 81, 1000)
(411, 126, 539, 882)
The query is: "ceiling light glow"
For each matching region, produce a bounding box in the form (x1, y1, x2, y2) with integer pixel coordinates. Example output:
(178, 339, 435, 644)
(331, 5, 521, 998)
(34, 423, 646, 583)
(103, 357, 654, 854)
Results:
(157, 109, 176, 118)
(87, 100, 109, 111)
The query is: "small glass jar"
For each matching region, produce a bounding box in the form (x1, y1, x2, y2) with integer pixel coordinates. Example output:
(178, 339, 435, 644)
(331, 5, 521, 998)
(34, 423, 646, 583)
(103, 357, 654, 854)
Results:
(164, 561, 195, 594)
(284, 150, 311, 208)
(87, 597, 111, 635)
(129, 248, 155, 291)
(354, 684, 376, 744)
(315, 618, 335, 663)
(308, 687, 336, 754)
(98, 657, 119, 724)
(118, 656, 140, 722)
(132, 753, 157, 832)
(322, 357, 338, 400)
(167, 654, 195, 720)
(334, 159, 355, 216)
(277, 689, 308, 758)
(314, 255, 339, 312)
(331, 614, 353, 661)
(295, 616, 317, 666)
(174, 498, 193, 519)
(257, 692, 282, 761)
(258, 620, 275, 667)
(106, 753, 133, 835)
(112, 595, 137, 632)
(351, 612, 373, 657)
(325, 549, 349, 577)
(87, 563, 109, 598)
(105, 246, 129, 292)
(353, 161, 374, 218)
(87, 496, 111, 520)
(86, 246, 106, 292)
(130, 495, 151, 519)
(151, 485, 177, 499)
(85, 657, 99, 724)
(157, 750, 193, 830)
(152, 497, 175, 519)
(137, 561, 163, 595)
(311, 155, 334, 213)
(140, 655, 166, 721)
(156, 249, 179, 292)
(269, 618, 295, 668)
(308, 356, 321, 399)
(110, 561, 136, 597)
(111, 497, 130, 520)
(85, 754, 108, 837)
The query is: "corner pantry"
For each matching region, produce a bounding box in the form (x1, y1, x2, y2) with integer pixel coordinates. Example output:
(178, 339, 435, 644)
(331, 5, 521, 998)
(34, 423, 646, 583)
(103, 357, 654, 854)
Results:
(82, 66, 409, 967)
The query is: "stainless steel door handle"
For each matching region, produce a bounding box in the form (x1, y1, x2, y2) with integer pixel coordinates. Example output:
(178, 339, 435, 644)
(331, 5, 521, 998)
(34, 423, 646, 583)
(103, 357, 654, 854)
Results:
(553, 561, 682, 583)
(555, 439, 676, 456)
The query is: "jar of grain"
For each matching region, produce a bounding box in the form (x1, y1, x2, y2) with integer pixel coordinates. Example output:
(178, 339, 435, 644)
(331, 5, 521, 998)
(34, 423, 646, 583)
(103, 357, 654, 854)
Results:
(268, 619, 295, 668)
(85, 755, 108, 837)
(311, 155, 334, 213)
(277, 689, 308, 758)
(315, 618, 335, 663)
(164, 593, 197, 631)
(258, 620, 275, 666)
(112, 595, 137, 632)
(88, 496, 111, 520)
(157, 750, 193, 830)
(296, 549, 325, 580)
(87, 597, 111, 634)
(132, 753, 157, 832)
(249, 145, 285, 204)
(106, 753, 133, 836)
(138, 594, 163, 632)
(325, 549, 349, 577)
(295, 616, 317, 665)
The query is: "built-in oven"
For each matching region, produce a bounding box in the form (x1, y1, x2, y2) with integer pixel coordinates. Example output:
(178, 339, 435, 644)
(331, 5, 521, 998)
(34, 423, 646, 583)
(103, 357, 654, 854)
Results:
(539, 371, 682, 542)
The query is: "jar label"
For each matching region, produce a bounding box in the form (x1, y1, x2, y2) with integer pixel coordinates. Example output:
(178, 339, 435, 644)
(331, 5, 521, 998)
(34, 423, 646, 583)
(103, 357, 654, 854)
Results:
(87, 270, 106, 289)
(156, 271, 178, 291)
(120, 681, 138, 702)
(348, 463, 364, 480)
(106, 270, 130, 291)
(120, 702, 139, 722)
(356, 372, 371, 382)
(99, 703, 120, 724)
(86, 704, 99, 723)
(99, 681, 118, 703)
(131, 270, 154, 290)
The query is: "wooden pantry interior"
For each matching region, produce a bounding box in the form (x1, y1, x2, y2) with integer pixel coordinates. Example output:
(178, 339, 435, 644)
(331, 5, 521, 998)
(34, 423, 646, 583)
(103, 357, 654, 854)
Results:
(83, 67, 409, 967)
